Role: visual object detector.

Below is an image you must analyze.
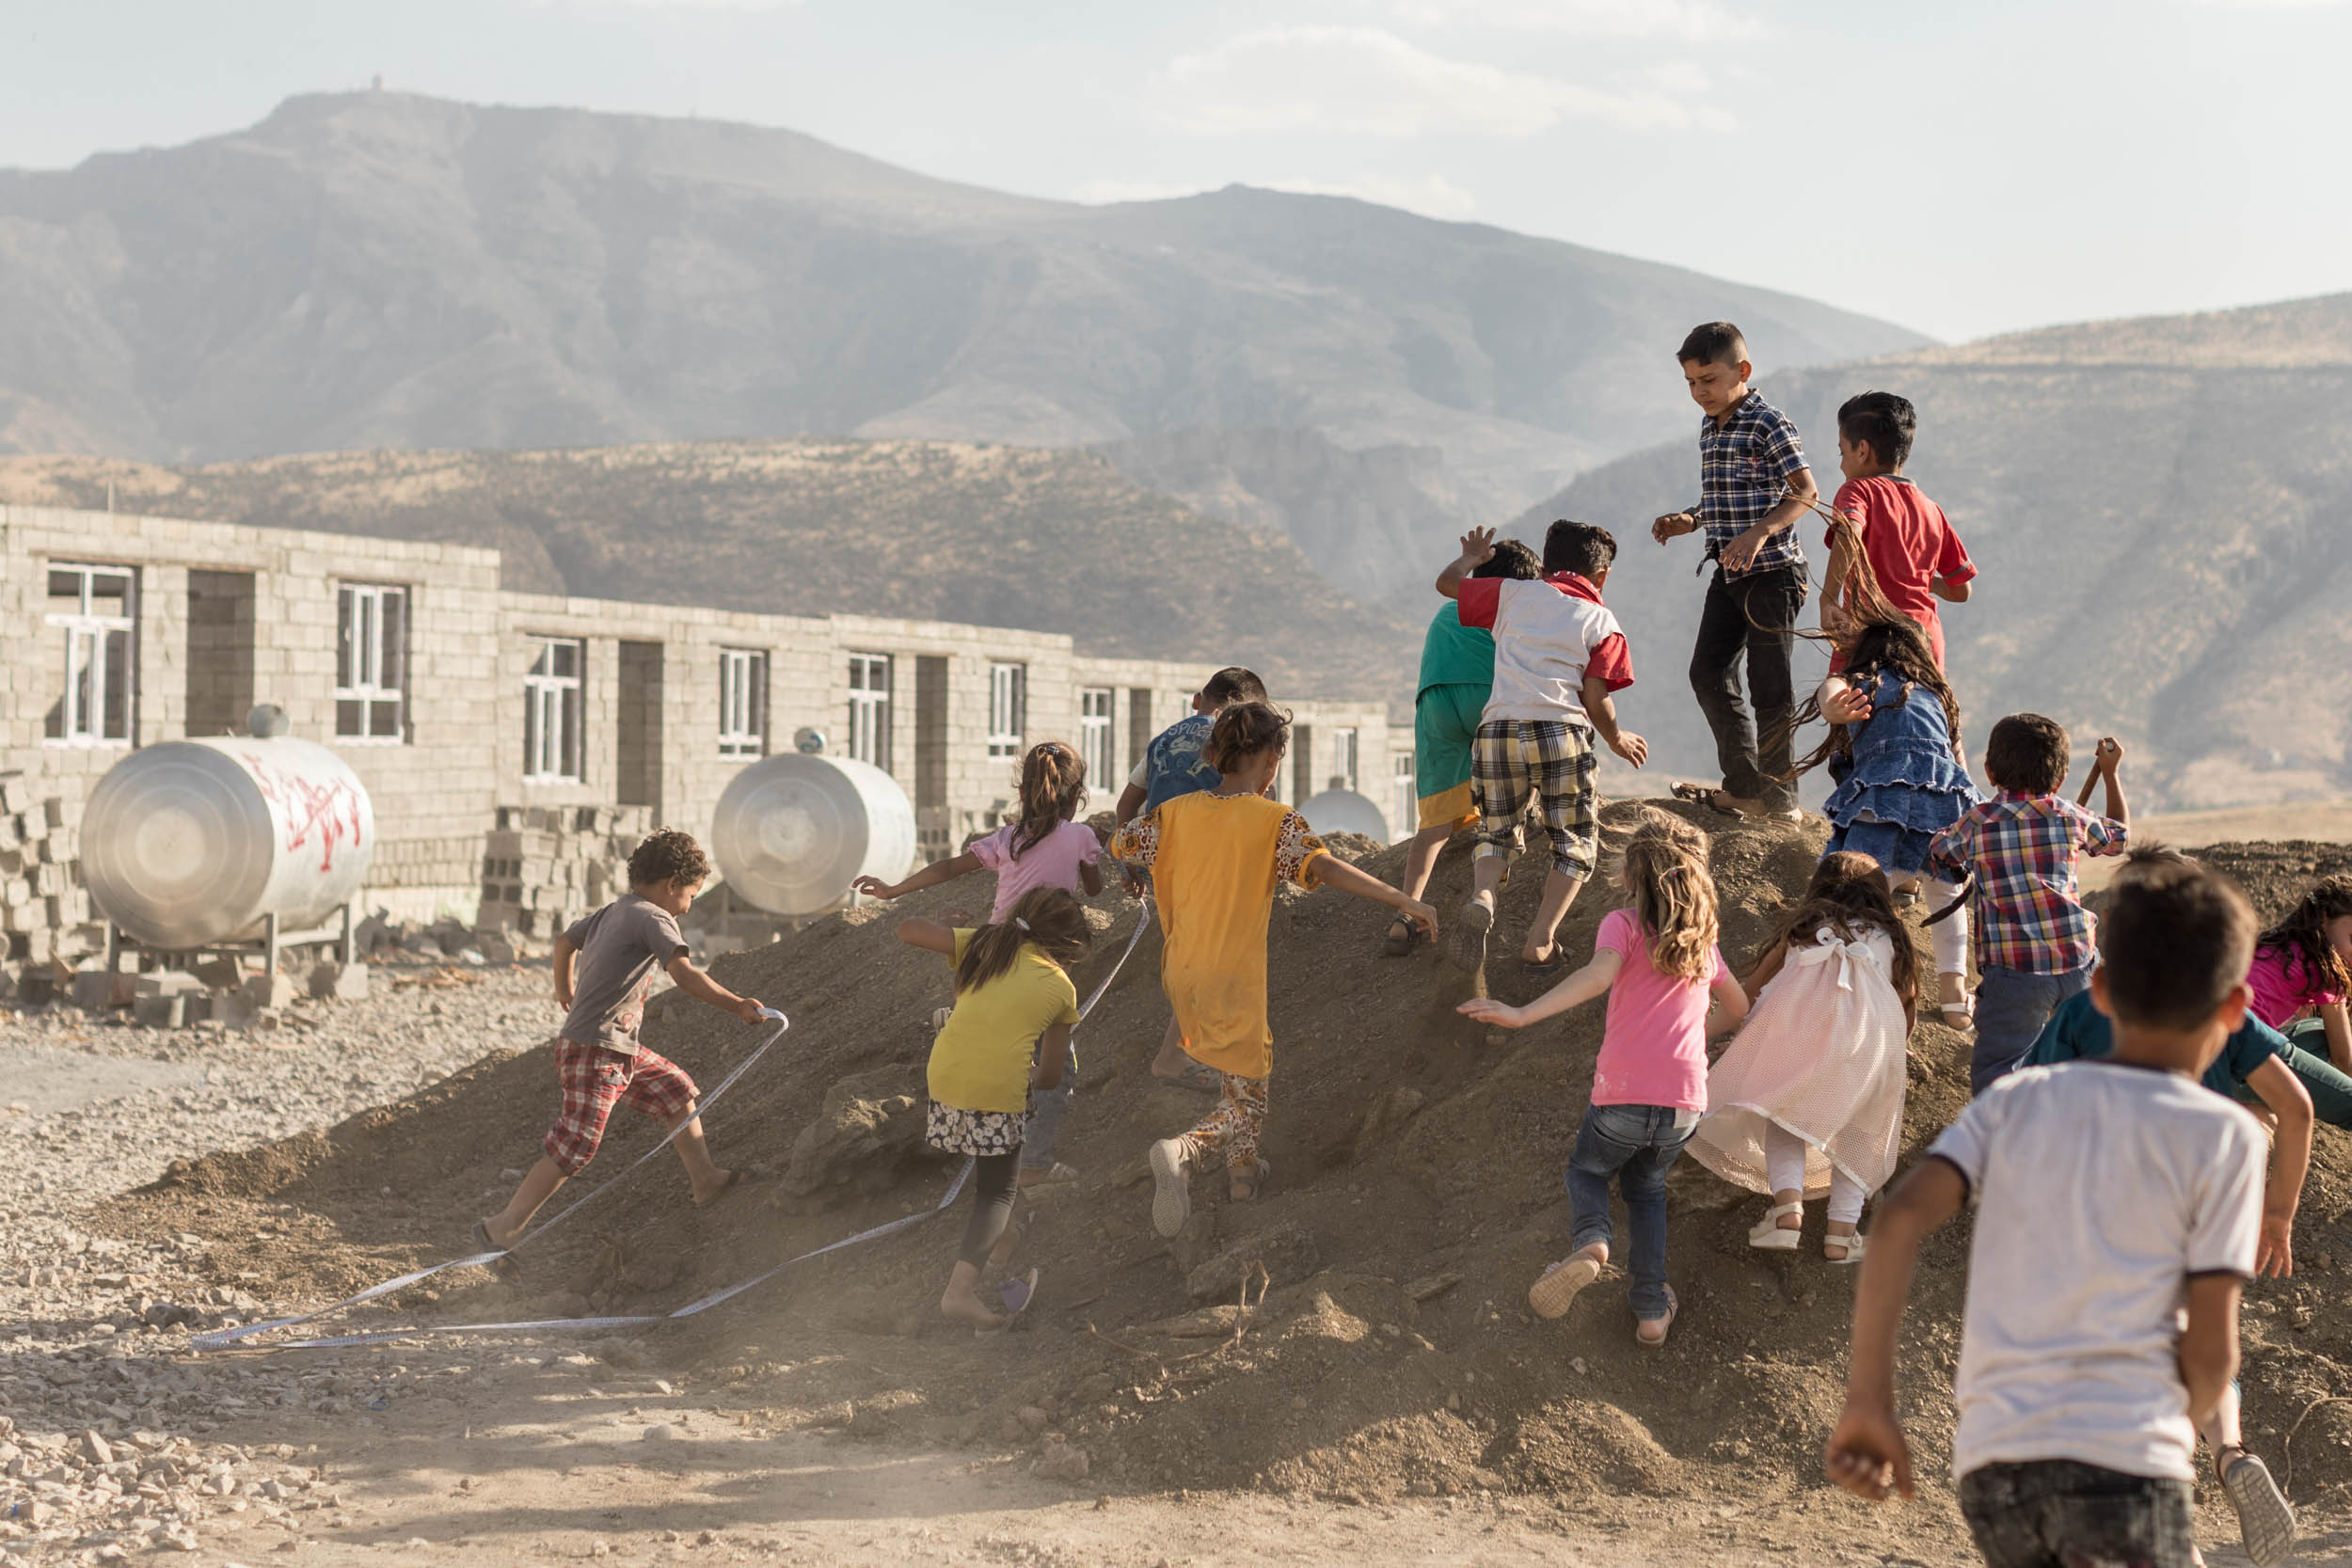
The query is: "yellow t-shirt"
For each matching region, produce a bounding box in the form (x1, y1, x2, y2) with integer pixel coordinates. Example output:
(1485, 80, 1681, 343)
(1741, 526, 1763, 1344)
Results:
(1108, 791, 1327, 1080)
(927, 930, 1081, 1115)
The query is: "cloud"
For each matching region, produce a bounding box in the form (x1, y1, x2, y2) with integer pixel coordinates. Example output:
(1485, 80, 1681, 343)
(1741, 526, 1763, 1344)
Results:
(1152, 26, 1725, 136)
(1382, 0, 1762, 40)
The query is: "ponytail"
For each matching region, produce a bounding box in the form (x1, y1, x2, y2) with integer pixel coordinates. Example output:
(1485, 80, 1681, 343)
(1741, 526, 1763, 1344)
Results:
(953, 885, 1093, 993)
(1010, 741, 1087, 860)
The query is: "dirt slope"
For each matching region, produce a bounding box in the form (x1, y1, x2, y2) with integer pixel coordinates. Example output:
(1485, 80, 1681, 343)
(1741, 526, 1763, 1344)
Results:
(99, 814, 2352, 1527)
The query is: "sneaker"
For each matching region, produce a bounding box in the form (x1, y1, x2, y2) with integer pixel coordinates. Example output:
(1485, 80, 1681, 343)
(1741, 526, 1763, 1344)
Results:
(2219, 1450, 2296, 1568)
(1148, 1138, 1194, 1238)
(1527, 1251, 1602, 1320)
(1448, 896, 1494, 973)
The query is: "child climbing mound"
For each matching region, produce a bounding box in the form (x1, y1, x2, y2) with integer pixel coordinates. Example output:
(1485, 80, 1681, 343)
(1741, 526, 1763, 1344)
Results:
(1459, 812, 1747, 1346)
(1112, 702, 1437, 1237)
(475, 829, 766, 1270)
(892, 885, 1090, 1331)
(1688, 852, 1917, 1264)
(2249, 877, 2352, 1072)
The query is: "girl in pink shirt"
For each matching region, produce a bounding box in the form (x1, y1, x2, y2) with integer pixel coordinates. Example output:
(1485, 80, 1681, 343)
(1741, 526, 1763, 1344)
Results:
(2249, 877, 2352, 1071)
(1460, 811, 1746, 1346)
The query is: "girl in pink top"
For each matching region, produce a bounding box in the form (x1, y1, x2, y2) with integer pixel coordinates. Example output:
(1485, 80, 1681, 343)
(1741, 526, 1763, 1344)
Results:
(1460, 811, 1746, 1346)
(854, 741, 1104, 1190)
(2249, 877, 2352, 1071)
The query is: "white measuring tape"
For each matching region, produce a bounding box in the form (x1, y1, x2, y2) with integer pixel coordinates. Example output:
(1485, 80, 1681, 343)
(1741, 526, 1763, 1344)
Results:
(192, 897, 1157, 1354)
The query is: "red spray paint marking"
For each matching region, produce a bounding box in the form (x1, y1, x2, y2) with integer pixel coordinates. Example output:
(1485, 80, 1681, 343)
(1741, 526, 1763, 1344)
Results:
(235, 751, 367, 873)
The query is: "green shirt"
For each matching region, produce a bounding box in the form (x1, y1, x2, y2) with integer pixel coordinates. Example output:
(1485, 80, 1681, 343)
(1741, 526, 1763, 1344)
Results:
(1418, 603, 1496, 698)
(2027, 989, 2281, 1098)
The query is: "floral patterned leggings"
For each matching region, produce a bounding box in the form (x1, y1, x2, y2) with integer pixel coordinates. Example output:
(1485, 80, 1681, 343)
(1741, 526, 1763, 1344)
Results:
(1182, 1072, 1269, 1176)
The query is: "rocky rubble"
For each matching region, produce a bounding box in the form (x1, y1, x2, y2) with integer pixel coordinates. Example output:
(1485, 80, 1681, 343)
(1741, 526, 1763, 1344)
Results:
(0, 965, 550, 1564)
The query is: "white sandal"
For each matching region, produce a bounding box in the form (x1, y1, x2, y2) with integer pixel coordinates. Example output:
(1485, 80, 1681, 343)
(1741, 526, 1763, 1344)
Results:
(1824, 1229, 1867, 1266)
(1747, 1202, 1803, 1251)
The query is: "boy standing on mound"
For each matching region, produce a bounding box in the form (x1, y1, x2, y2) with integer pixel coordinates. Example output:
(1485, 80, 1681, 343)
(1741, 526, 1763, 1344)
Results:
(1820, 390, 1976, 671)
(1828, 850, 2278, 1568)
(1652, 321, 1818, 822)
(474, 829, 767, 1266)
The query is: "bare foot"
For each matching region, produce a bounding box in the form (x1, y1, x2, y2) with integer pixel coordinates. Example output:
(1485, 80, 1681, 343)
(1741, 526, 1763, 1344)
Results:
(939, 1286, 1005, 1330)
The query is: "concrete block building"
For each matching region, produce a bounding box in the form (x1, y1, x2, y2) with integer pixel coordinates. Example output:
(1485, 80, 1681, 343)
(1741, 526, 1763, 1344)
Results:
(0, 503, 1405, 933)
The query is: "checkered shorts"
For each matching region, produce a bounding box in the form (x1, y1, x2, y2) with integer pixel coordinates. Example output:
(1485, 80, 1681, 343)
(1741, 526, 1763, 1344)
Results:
(1470, 718, 1598, 878)
(543, 1038, 699, 1175)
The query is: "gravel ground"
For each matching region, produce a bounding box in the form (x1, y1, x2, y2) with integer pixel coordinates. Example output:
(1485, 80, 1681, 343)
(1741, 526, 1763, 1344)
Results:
(0, 965, 553, 1565)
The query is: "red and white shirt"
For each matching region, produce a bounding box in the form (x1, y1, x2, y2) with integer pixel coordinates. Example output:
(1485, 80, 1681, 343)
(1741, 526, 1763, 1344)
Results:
(1454, 572, 1634, 725)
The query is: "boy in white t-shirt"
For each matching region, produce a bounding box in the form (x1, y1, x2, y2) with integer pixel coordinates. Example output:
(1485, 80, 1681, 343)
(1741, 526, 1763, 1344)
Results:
(1827, 849, 2276, 1568)
(1436, 519, 1648, 973)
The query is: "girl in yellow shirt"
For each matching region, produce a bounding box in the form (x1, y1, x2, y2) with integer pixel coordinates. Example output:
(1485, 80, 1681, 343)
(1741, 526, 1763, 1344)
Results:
(894, 886, 1090, 1330)
(1112, 702, 1438, 1236)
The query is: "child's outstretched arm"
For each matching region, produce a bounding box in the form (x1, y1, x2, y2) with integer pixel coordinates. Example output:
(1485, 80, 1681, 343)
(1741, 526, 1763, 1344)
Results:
(1708, 970, 1750, 1037)
(1826, 1155, 1966, 1503)
(660, 954, 765, 1025)
(853, 850, 982, 903)
(1029, 1022, 1074, 1090)
(1308, 855, 1438, 939)
(2094, 736, 2129, 833)
(2179, 1275, 2245, 1431)
(1434, 526, 1498, 600)
(1742, 935, 1790, 1002)
(552, 933, 580, 1010)
(1458, 947, 1623, 1028)
(1579, 676, 1647, 768)
(892, 916, 957, 956)
(2244, 1054, 2312, 1277)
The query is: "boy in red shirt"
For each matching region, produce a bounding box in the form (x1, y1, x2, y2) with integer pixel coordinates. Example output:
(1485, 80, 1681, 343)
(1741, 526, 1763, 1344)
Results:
(1820, 391, 1976, 670)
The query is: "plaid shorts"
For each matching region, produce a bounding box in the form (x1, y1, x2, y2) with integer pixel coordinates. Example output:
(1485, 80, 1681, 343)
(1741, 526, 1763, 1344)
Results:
(1471, 717, 1598, 878)
(543, 1038, 699, 1175)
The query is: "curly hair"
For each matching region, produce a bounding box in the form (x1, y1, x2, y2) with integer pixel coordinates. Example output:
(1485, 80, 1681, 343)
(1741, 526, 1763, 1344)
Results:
(2257, 875, 2352, 1005)
(628, 828, 711, 890)
(1622, 810, 1720, 984)
(1204, 701, 1292, 775)
(1789, 612, 1963, 781)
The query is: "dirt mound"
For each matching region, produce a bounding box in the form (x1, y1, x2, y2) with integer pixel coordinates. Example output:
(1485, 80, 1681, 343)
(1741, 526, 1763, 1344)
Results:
(98, 807, 2352, 1514)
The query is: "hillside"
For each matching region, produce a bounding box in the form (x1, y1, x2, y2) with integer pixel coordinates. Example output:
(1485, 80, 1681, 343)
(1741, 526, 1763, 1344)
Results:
(1513, 292, 2352, 810)
(0, 441, 1417, 703)
(0, 90, 1928, 601)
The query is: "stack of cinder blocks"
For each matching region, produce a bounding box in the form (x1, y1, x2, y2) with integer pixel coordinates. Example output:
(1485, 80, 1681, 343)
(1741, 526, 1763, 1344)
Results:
(477, 803, 655, 938)
(0, 772, 99, 969)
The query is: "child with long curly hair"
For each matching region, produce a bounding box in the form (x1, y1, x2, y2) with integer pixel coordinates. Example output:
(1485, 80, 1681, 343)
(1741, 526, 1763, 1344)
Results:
(2249, 877, 2352, 1073)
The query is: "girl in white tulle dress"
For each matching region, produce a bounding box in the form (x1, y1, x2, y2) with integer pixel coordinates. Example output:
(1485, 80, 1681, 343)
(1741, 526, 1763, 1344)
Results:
(1688, 851, 1918, 1263)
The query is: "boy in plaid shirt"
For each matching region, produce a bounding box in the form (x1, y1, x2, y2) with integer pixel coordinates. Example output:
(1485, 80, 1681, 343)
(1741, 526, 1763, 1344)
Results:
(474, 829, 766, 1271)
(1928, 716, 2129, 1094)
(1435, 518, 1645, 972)
(1652, 321, 1820, 822)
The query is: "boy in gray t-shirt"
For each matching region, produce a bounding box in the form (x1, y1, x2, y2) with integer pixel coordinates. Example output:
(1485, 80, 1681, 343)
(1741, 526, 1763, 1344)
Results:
(1827, 850, 2285, 1568)
(474, 830, 766, 1270)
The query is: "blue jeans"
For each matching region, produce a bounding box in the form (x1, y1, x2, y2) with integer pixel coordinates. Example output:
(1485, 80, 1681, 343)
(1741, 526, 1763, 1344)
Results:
(1565, 1102, 1691, 1320)
(1021, 1037, 1077, 1171)
(1973, 963, 2092, 1095)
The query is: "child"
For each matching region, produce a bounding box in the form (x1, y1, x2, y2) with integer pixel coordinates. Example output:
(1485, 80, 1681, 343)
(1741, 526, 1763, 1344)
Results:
(891, 886, 1089, 1331)
(1795, 612, 1980, 1025)
(1457, 813, 1748, 1345)
(1925, 715, 2128, 1093)
(1819, 391, 1976, 670)
(1827, 852, 2279, 1568)
(854, 740, 1103, 1190)
(474, 830, 765, 1267)
(1111, 702, 1437, 1235)
(1112, 667, 1270, 1089)
(1688, 852, 1915, 1264)
(1387, 536, 1544, 958)
(1435, 519, 1646, 974)
(1651, 321, 1818, 823)
(2249, 877, 2352, 1073)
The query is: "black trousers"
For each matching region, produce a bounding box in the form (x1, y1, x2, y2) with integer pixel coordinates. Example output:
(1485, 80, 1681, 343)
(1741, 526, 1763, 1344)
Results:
(957, 1150, 1021, 1268)
(1688, 565, 1805, 814)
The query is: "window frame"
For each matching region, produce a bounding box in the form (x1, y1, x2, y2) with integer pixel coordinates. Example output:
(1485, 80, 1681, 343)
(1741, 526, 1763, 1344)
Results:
(1078, 687, 1115, 790)
(334, 581, 409, 744)
(987, 661, 1026, 759)
(1332, 726, 1359, 795)
(1393, 752, 1417, 833)
(44, 562, 137, 747)
(846, 653, 894, 770)
(718, 646, 770, 760)
(522, 636, 586, 784)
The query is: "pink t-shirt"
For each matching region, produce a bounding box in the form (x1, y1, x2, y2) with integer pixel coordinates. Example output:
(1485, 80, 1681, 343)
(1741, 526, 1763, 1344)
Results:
(1590, 907, 1731, 1113)
(2248, 944, 2345, 1031)
(971, 819, 1103, 924)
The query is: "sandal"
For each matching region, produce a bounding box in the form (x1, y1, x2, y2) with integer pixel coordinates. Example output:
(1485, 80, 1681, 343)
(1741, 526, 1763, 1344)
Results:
(1449, 897, 1494, 974)
(1634, 1285, 1678, 1348)
(1670, 782, 1742, 818)
(470, 1219, 522, 1283)
(1018, 1161, 1079, 1192)
(693, 1167, 759, 1209)
(1824, 1229, 1867, 1266)
(1382, 916, 1421, 958)
(1149, 1137, 1194, 1237)
(2217, 1449, 2296, 1568)
(1153, 1060, 1224, 1092)
(1228, 1157, 1271, 1204)
(1747, 1202, 1803, 1251)
(1520, 945, 1568, 974)
(1527, 1250, 1603, 1320)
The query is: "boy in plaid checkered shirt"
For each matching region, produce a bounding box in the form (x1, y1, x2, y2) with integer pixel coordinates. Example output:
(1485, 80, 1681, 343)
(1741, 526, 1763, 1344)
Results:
(474, 829, 767, 1270)
(1435, 518, 1646, 972)
(1927, 715, 2130, 1094)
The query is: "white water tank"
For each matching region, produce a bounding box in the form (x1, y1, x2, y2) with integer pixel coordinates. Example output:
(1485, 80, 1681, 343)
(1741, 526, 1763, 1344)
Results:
(82, 735, 376, 949)
(710, 753, 918, 917)
(1297, 788, 1391, 847)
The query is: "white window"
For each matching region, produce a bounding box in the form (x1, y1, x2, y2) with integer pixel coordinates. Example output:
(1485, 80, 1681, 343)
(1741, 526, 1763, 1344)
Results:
(987, 662, 1025, 759)
(45, 562, 136, 745)
(846, 654, 892, 769)
(1079, 688, 1115, 788)
(335, 583, 407, 742)
(523, 637, 585, 783)
(719, 648, 768, 759)
(1393, 752, 1417, 831)
(1332, 726, 1359, 794)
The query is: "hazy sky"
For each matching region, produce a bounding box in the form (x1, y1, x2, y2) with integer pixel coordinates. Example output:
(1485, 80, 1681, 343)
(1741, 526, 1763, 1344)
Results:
(4, 0, 2346, 343)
